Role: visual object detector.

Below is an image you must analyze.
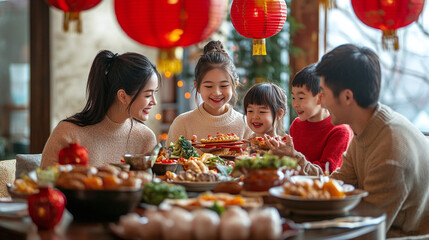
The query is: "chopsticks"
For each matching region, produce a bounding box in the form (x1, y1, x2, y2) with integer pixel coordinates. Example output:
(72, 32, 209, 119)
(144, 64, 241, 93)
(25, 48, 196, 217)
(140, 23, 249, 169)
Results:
(325, 162, 330, 176)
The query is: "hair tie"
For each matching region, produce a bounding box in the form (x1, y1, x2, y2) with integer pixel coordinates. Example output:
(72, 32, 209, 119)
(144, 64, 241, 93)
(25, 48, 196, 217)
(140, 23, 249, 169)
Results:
(105, 53, 120, 76)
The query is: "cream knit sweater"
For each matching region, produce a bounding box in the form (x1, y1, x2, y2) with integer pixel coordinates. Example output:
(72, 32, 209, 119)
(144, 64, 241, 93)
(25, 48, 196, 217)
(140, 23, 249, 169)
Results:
(166, 104, 253, 147)
(296, 104, 429, 237)
(41, 116, 157, 168)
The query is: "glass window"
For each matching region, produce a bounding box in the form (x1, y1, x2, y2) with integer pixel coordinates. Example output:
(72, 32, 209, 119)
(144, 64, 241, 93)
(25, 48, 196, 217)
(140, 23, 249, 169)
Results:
(0, 0, 30, 159)
(321, 1, 429, 134)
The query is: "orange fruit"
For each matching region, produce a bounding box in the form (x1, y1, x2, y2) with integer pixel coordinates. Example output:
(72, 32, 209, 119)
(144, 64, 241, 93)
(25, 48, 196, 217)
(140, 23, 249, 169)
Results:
(323, 179, 345, 198)
(102, 175, 120, 189)
(83, 176, 103, 189)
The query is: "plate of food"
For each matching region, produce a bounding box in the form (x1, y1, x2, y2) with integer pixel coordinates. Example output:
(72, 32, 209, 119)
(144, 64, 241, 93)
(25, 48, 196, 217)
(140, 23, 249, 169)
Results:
(269, 178, 368, 215)
(161, 192, 263, 210)
(290, 175, 345, 186)
(171, 181, 222, 192)
(193, 133, 244, 148)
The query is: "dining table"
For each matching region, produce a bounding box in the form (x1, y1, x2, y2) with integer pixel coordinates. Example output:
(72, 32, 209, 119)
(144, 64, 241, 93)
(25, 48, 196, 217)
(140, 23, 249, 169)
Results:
(0, 194, 386, 240)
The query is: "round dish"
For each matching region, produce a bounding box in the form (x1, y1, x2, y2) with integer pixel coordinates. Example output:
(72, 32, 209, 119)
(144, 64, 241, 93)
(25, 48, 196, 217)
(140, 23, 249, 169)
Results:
(57, 186, 142, 222)
(171, 181, 221, 192)
(290, 175, 344, 186)
(269, 186, 368, 215)
(152, 163, 178, 176)
(6, 184, 36, 202)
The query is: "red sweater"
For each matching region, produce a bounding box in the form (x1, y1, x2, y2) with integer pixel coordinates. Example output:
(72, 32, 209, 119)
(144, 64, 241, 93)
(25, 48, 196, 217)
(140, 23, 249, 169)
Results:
(289, 116, 353, 173)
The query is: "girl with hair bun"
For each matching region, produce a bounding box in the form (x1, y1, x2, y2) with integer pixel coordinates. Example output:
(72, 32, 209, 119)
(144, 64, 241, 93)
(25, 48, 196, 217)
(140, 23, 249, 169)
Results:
(41, 50, 160, 167)
(166, 40, 252, 146)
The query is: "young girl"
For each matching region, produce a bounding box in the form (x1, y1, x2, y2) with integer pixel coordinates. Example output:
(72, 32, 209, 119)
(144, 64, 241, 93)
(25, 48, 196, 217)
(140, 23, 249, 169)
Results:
(166, 41, 252, 145)
(41, 50, 160, 168)
(243, 83, 287, 150)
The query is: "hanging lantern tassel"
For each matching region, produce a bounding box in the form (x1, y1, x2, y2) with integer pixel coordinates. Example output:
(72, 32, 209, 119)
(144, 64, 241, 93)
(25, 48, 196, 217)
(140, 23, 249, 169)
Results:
(319, 0, 333, 9)
(157, 47, 183, 78)
(382, 29, 399, 51)
(253, 39, 267, 55)
(63, 12, 82, 33)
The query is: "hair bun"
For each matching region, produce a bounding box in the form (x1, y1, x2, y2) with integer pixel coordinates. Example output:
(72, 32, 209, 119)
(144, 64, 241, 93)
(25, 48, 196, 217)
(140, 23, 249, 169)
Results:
(204, 40, 226, 55)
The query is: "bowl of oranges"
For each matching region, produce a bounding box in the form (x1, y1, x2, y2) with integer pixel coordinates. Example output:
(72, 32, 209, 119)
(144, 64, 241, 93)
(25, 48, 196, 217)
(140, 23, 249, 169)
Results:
(55, 165, 150, 221)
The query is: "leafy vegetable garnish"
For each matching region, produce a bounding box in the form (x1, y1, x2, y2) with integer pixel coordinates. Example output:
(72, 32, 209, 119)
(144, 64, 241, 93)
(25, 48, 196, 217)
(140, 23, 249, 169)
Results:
(209, 202, 225, 215)
(215, 163, 232, 176)
(234, 152, 297, 170)
(170, 136, 200, 159)
(36, 167, 60, 185)
(204, 156, 226, 166)
(141, 182, 187, 206)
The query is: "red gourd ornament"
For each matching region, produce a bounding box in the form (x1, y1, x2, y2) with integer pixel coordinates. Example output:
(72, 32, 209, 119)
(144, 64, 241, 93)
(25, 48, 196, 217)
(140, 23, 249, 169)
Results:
(58, 142, 88, 165)
(27, 185, 66, 230)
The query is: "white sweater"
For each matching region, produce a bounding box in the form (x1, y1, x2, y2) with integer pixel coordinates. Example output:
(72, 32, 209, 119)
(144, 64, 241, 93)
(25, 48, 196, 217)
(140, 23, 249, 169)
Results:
(41, 116, 157, 168)
(166, 104, 253, 146)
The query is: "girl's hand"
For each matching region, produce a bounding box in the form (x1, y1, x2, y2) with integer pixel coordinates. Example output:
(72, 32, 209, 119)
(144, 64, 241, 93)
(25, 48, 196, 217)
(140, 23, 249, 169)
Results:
(264, 134, 296, 157)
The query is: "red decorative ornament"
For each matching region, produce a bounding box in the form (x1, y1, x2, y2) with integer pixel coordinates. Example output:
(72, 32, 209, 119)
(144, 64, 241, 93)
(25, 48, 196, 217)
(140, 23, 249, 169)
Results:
(28, 186, 66, 230)
(114, 0, 228, 76)
(351, 0, 425, 50)
(58, 142, 88, 165)
(45, 0, 103, 33)
(230, 0, 287, 55)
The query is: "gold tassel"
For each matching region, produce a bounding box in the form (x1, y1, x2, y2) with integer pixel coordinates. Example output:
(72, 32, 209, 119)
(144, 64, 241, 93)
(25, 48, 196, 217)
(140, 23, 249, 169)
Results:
(319, 0, 333, 9)
(63, 12, 82, 33)
(253, 39, 267, 55)
(382, 29, 399, 51)
(157, 47, 183, 77)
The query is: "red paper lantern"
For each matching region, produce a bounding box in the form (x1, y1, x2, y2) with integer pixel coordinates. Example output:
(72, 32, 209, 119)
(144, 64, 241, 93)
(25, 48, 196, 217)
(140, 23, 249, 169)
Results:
(45, 0, 103, 33)
(230, 0, 287, 55)
(351, 0, 425, 50)
(115, 0, 228, 75)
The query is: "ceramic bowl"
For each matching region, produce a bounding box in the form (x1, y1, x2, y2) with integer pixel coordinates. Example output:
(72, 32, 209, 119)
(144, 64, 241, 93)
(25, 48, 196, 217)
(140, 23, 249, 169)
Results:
(152, 163, 178, 176)
(57, 187, 142, 222)
(123, 154, 154, 171)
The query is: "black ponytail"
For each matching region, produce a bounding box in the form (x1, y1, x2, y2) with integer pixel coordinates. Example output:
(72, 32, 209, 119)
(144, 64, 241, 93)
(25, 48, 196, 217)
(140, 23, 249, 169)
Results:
(64, 50, 161, 126)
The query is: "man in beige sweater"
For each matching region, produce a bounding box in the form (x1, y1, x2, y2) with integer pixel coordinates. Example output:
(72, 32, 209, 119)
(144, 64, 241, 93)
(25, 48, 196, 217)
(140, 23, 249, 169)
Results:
(267, 44, 429, 237)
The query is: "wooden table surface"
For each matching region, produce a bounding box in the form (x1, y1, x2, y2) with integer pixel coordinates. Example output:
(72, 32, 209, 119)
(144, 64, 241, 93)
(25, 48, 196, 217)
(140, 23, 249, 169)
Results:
(0, 199, 385, 240)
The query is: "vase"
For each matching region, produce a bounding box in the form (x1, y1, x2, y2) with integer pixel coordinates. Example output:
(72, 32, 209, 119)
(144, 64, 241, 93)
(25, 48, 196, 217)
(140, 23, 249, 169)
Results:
(27, 186, 66, 230)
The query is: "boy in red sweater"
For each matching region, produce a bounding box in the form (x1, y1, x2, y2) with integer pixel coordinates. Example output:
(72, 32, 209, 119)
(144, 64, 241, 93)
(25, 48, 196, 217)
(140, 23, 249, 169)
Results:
(289, 64, 353, 173)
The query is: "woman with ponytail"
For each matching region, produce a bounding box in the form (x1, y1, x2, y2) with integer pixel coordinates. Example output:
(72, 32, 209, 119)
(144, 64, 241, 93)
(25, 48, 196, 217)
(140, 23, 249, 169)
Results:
(41, 50, 160, 167)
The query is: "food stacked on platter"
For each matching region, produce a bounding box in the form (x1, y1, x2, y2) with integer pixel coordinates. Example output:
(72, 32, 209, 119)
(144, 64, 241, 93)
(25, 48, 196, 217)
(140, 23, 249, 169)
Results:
(155, 136, 238, 191)
(282, 177, 347, 199)
(161, 192, 263, 211)
(192, 132, 246, 158)
(269, 176, 369, 215)
(247, 135, 288, 154)
(233, 153, 299, 193)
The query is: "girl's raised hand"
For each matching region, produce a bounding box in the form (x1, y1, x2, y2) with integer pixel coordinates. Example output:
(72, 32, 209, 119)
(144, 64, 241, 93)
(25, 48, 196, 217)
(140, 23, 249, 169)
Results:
(264, 134, 295, 157)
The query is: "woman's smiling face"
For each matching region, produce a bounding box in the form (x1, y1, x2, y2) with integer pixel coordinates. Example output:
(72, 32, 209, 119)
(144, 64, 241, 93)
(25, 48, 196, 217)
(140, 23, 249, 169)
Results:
(197, 68, 233, 116)
(129, 73, 158, 121)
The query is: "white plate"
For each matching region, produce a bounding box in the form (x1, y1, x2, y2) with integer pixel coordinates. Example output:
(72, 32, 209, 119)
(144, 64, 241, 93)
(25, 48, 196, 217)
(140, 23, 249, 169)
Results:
(269, 186, 368, 215)
(171, 181, 221, 192)
(0, 202, 28, 218)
